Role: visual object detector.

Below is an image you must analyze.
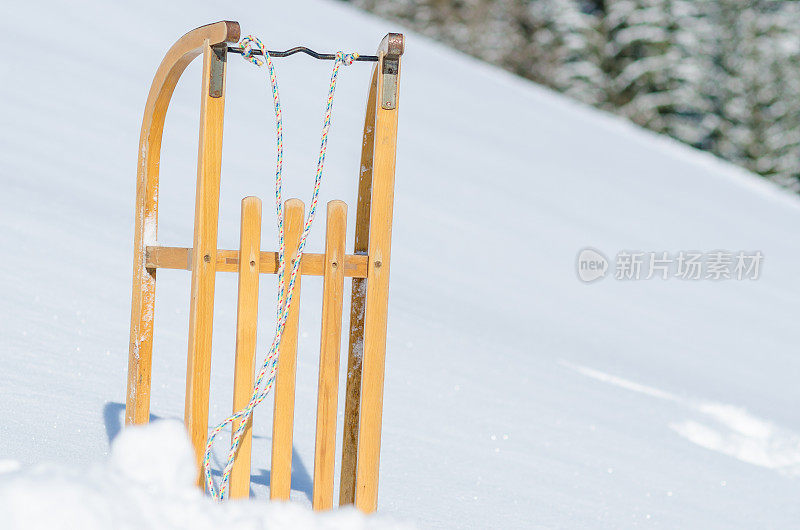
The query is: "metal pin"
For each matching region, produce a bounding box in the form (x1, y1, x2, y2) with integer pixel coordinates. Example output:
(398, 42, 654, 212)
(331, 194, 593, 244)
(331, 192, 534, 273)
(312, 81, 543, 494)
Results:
(228, 46, 379, 62)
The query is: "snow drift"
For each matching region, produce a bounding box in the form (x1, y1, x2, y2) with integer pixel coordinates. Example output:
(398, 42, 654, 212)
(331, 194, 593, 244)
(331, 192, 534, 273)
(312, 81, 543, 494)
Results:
(0, 422, 410, 529)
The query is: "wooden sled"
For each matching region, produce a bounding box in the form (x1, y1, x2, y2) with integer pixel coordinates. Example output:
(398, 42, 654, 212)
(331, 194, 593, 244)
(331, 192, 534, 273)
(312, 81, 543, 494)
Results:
(125, 20, 403, 512)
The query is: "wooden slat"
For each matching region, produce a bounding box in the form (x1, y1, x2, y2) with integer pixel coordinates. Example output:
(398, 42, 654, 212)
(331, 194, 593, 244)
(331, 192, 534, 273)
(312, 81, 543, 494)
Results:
(339, 61, 379, 506)
(270, 199, 304, 500)
(184, 41, 228, 485)
(145, 246, 368, 278)
(355, 36, 402, 513)
(312, 201, 348, 510)
(229, 197, 261, 499)
(127, 21, 240, 427)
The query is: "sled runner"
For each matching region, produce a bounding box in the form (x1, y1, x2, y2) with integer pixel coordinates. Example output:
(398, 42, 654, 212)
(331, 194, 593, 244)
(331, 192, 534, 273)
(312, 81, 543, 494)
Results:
(125, 21, 403, 512)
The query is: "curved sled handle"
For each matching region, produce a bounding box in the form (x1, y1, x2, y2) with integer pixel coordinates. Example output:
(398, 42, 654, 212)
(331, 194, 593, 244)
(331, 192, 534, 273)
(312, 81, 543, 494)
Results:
(127, 21, 240, 427)
(142, 21, 240, 132)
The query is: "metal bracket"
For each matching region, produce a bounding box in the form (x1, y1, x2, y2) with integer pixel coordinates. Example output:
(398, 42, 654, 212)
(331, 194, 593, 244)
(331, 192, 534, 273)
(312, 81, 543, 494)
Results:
(380, 33, 404, 110)
(381, 58, 399, 110)
(209, 45, 227, 98)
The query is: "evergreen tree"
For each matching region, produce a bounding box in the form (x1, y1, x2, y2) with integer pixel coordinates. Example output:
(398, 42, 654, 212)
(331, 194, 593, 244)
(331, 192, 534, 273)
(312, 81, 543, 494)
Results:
(711, 0, 800, 190)
(514, 0, 606, 104)
(599, 0, 714, 146)
(344, 0, 800, 191)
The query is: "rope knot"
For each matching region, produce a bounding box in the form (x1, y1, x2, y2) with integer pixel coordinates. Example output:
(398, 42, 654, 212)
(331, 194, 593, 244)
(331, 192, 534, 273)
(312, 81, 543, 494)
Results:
(239, 35, 267, 67)
(336, 51, 359, 66)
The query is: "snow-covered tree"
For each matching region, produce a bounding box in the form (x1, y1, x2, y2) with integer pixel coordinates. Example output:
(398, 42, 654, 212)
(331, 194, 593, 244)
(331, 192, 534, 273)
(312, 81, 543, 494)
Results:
(345, 0, 800, 191)
(710, 0, 800, 190)
(511, 0, 606, 104)
(598, 0, 716, 146)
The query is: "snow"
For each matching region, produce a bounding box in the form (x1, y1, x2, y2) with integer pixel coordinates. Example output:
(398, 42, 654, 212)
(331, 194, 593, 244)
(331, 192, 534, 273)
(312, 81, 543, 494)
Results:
(1, 0, 800, 528)
(0, 421, 410, 529)
(565, 362, 800, 476)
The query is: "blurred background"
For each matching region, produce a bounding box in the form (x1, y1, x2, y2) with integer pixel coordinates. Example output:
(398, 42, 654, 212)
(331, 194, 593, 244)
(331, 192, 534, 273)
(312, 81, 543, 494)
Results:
(345, 0, 800, 192)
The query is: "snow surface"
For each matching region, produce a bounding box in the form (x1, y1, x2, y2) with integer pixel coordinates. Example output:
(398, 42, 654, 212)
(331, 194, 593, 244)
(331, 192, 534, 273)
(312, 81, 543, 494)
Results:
(0, 421, 410, 529)
(1, 0, 800, 528)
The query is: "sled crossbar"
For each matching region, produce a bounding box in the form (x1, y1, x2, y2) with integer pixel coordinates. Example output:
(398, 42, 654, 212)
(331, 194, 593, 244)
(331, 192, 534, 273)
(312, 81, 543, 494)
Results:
(144, 245, 369, 277)
(125, 20, 402, 514)
(227, 46, 380, 62)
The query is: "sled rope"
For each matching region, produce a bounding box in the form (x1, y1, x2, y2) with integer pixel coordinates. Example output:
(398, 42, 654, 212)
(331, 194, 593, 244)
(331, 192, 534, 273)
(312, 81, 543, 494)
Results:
(203, 35, 358, 500)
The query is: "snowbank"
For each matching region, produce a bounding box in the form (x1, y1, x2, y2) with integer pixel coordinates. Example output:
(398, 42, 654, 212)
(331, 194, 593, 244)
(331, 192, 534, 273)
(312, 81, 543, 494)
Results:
(0, 422, 411, 530)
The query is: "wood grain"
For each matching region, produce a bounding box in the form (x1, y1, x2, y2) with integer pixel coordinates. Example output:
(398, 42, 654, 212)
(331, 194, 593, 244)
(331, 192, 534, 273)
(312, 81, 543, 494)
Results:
(229, 197, 261, 499)
(312, 201, 347, 510)
(184, 41, 228, 485)
(145, 246, 368, 278)
(270, 199, 304, 500)
(355, 35, 402, 513)
(339, 60, 379, 507)
(127, 21, 239, 427)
